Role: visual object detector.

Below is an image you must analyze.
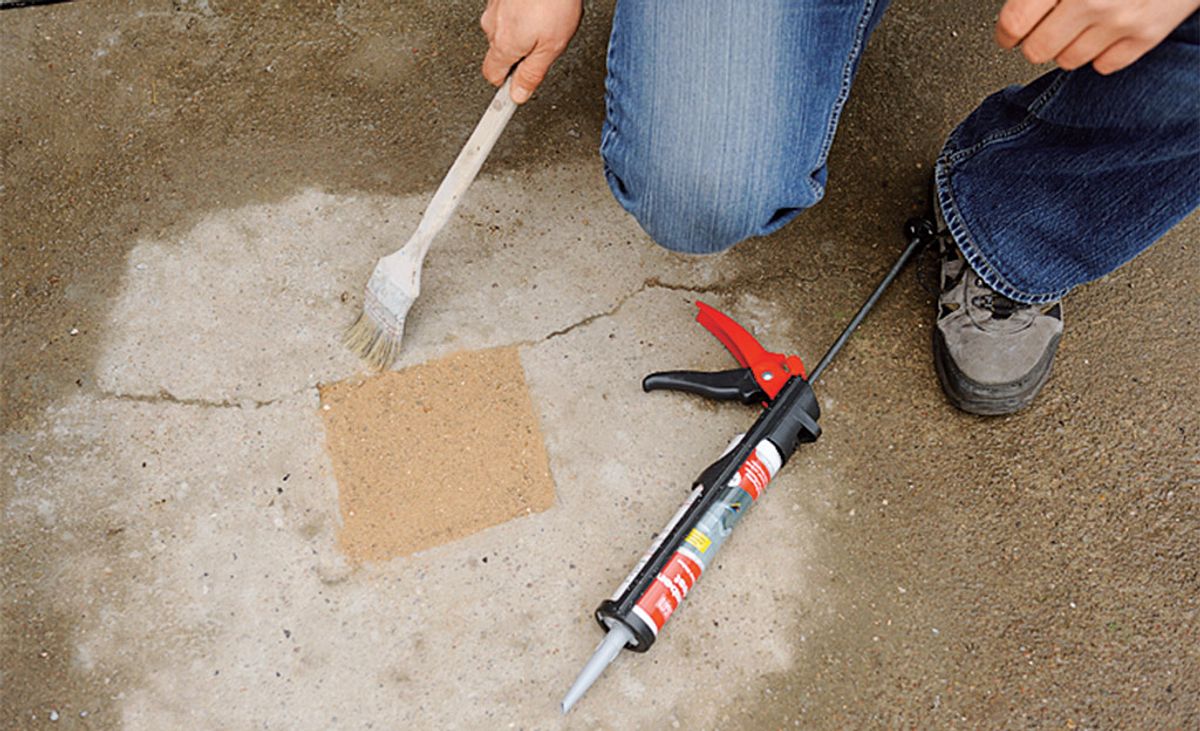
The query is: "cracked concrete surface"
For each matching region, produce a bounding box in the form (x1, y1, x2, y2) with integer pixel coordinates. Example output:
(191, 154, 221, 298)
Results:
(6, 164, 814, 729)
(3, 2, 1198, 729)
(96, 174, 725, 405)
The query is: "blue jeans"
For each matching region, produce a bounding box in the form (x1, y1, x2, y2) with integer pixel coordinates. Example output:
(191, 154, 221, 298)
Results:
(601, 2, 1200, 304)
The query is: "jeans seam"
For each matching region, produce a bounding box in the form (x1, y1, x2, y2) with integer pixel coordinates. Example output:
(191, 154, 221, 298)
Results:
(944, 73, 1067, 165)
(936, 73, 1072, 304)
(936, 174, 1070, 304)
(600, 22, 618, 156)
(809, 0, 879, 199)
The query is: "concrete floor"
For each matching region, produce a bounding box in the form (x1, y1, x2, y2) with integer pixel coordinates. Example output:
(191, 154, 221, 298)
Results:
(2, 1, 1197, 729)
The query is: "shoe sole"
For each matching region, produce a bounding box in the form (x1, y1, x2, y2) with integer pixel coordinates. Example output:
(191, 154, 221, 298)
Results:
(932, 329, 1060, 416)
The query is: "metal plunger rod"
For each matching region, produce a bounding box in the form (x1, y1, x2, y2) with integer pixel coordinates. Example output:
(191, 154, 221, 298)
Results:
(808, 219, 933, 384)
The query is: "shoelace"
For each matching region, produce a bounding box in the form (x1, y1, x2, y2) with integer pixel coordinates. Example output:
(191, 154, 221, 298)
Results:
(930, 229, 1037, 321)
(970, 278, 1025, 319)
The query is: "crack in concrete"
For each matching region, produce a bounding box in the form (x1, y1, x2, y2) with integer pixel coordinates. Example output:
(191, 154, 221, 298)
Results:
(538, 273, 800, 344)
(97, 388, 292, 410)
(91, 275, 796, 409)
(540, 277, 723, 343)
(641, 276, 731, 293)
(541, 290, 639, 342)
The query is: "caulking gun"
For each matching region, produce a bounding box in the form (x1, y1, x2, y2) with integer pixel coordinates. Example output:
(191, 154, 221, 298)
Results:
(562, 218, 935, 713)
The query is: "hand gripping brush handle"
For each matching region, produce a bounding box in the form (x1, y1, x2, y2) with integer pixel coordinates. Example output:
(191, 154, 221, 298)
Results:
(344, 79, 518, 369)
(561, 218, 935, 713)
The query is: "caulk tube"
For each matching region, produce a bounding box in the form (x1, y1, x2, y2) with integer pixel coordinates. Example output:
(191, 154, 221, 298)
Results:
(595, 467, 724, 651)
(595, 437, 784, 648)
(565, 376, 821, 713)
(565, 436, 779, 714)
(595, 376, 820, 651)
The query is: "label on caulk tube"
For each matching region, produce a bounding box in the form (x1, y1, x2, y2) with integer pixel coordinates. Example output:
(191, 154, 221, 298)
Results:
(610, 484, 704, 603)
(632, 439, 783, 634)
(608, 433, 746, 603)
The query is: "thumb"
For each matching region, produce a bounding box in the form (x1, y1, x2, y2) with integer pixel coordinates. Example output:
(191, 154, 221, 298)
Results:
(511, 43, 558, 104)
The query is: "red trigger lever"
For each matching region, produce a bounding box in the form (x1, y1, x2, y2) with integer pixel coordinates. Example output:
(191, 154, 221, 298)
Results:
(642, 301, 806, 405)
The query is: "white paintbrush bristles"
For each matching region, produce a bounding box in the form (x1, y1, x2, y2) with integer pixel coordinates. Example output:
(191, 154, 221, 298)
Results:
(343, 80, 517, 369)
(342, 264, 414, 370)
(342, 309, 405, 371)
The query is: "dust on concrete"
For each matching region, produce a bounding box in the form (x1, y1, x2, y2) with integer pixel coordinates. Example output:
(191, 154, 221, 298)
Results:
(0, 159, 780, 727)
(1, 178, 821, 726)
(1, 2, 609, 723)
(319, 347, 556, 562)
(3, 0, 1198, 728)
(0, 0, 613, 430)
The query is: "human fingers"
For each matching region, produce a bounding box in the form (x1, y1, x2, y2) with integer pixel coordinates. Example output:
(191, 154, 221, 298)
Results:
(1020, 1, 1093, 64)
(996, 0, 1059, 48)
(510, 42, 562, 103)
(481, 41, 524, 87)
(1091, 37, 1154, 74)
(1053, 25, 1119, 70)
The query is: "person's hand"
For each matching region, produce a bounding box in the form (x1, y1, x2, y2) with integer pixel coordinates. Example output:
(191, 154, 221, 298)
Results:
(996, 0, 1200, 74)
(480, 0, 583, 104)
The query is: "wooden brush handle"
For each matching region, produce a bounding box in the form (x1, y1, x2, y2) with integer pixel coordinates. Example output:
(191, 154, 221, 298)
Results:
(411, 79, 518, 257)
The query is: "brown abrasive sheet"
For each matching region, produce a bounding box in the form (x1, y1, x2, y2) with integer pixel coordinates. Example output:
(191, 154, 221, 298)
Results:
(319, 346, 555, 562)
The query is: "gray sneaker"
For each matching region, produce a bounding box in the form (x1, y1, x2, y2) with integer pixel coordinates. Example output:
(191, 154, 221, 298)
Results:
(932, 201, 1063, 415)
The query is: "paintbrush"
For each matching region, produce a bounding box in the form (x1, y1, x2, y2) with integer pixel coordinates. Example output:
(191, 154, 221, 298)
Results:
(345, 79, 518, 369)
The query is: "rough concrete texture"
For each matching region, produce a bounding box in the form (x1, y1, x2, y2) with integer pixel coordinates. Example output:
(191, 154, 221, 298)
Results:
(4, 169, 812, 729)
(2, 1, 1197, 730)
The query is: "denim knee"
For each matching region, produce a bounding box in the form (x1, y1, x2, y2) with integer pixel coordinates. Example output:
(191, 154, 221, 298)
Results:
(603, 157, 812, 256)
(599, 0, 889, 255)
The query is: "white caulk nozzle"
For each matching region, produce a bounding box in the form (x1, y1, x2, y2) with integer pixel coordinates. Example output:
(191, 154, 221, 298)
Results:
(561, 623, 634, 714)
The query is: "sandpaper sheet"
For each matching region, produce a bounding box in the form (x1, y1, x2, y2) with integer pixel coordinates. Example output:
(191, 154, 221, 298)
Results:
(319, 346, 555, 562)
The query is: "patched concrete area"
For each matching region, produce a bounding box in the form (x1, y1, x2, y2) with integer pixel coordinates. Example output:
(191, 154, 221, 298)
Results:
(4, 166, 818, 728)
(3, 2, 1197, 729)
(320, 347, 556, 562)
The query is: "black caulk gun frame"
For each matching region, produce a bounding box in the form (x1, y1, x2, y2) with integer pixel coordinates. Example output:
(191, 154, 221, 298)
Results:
(596, 218, 935, 652)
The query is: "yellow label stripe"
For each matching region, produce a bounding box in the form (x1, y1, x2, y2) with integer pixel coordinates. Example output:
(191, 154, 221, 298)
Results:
(684, 529, 712, 554)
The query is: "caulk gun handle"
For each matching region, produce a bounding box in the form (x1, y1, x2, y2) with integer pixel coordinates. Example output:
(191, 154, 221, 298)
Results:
(642, 368, 766, 405)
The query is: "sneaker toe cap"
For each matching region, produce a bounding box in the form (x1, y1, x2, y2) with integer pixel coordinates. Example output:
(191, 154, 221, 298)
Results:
(936, 313, 1061, 386)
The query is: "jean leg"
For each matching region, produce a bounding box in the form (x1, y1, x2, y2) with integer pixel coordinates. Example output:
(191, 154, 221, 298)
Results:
(602, 0, 889, 254)
(935, 14, 1200, 304)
